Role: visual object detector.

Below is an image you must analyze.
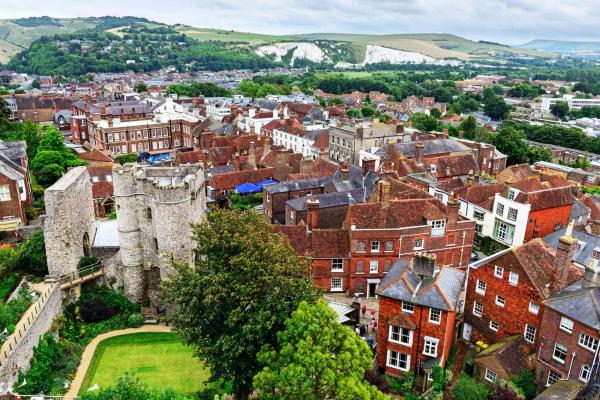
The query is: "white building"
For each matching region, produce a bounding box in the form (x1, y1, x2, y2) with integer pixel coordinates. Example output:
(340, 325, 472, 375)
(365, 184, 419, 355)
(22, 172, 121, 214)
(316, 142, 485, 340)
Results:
(541, 94, 600, 113)
(271, 124, 329, 159)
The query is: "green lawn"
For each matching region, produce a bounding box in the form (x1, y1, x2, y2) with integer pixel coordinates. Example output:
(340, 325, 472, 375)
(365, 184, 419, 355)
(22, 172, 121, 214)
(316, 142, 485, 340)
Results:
(80, 332, 209, 395)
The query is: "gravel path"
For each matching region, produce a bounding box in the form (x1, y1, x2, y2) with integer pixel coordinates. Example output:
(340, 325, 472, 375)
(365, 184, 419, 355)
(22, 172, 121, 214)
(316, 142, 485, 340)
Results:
(64, 324, 172, 397)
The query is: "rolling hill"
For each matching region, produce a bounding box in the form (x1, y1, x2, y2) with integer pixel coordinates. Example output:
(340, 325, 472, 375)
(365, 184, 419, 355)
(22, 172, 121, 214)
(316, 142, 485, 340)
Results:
(519, 39, 600, 58)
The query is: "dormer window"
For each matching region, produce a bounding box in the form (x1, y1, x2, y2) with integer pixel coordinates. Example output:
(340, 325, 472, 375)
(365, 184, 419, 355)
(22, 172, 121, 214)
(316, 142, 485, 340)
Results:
(430, 220, 446, 236)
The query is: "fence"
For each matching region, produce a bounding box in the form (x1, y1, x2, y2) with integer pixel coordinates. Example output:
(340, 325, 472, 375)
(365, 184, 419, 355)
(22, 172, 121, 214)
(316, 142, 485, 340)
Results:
(0, 282, 57, 368)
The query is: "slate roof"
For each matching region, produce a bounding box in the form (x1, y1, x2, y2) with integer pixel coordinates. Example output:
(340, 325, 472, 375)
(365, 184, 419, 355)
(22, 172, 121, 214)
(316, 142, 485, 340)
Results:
(376, 259, 465, 311)
(286, 189, 365, 211)
(545, 280, 600, 329)
(377, 139, 470, 158)
(543, 227, 600, 267)
(570, 198, 591, 221)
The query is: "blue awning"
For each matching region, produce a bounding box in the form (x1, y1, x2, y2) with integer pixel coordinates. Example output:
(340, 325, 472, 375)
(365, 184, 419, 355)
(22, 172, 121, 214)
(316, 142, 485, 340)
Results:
(235, 182, 261, 194)
(256, 179, 277, 189)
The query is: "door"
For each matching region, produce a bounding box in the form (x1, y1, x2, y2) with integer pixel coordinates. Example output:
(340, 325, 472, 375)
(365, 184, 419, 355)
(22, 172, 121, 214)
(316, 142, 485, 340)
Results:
(368, 283, 378, 298)
(462, 322, 473, 340)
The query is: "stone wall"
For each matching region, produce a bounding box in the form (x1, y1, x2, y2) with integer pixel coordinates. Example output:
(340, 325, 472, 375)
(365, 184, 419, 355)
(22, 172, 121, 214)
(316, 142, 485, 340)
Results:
(44, 167, 96, 277)
(0, 284, 62, 392)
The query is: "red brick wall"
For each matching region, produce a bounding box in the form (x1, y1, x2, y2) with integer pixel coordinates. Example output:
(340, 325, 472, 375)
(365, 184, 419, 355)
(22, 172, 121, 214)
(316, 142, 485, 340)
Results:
(525, 205, 572, 241)
(311, 258, 349, 292)
(464, 252, 543, 344)
(377, 296, 457, 377)
(0, 174, 26, 225)
(535, 306, 599, 388)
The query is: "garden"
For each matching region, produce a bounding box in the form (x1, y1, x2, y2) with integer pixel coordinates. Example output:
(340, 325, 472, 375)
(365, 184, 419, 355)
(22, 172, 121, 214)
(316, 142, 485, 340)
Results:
(80, 332, 209, 395)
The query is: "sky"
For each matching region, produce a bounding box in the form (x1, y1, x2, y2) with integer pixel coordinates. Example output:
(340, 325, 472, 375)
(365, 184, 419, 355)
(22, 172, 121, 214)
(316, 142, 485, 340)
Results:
(1, 0, 599, 44)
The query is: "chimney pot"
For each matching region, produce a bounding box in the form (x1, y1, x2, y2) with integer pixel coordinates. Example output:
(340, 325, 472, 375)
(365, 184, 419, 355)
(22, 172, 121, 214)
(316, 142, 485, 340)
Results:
(306, 197, 320, 232)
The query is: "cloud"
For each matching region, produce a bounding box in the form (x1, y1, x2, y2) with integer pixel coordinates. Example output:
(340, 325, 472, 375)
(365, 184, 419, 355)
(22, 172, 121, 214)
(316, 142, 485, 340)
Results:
(1, 0, 600, 44)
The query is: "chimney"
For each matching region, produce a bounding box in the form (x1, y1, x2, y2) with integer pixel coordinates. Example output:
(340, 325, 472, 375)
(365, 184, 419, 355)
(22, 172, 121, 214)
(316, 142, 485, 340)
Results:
(300, 158, 312, 174)
(387, 142, 395, 158)
(362, 159, 376, 176)
(583, 259, 600, 288)
(396, 123, 404, 134)
(377, 180, 391, 208)
(447, 192, 460, 227)
(306, 197, 320, 232)
(556, 222, 578, 290)
(340, 163, 349, 182)
(249, 108, 256, 118)
(466, 169, 476, 186)
(232, 121, 238, 135)
(415, 141, 425, 163)
(248, 142, 256, 168)
(263, 137, 271, 154)
(591, 220, 600, 236)
(443, 128, 449, 137)
(458, 130, 464, 139)
(412, 252, 436, 277)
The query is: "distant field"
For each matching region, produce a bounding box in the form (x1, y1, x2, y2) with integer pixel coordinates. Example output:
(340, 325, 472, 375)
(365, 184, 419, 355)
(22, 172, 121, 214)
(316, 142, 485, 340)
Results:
(106, 26, 127, 38)
(0, 38, 22, 63)
(0, 19, 95, 48)
(177, 26, 299, 43)
(81, 332, 209, 395)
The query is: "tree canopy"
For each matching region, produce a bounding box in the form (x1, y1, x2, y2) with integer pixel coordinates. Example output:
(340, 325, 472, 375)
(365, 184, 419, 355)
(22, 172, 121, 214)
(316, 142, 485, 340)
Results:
(253, 300, 388, 400)
(161, 209, 321, 399)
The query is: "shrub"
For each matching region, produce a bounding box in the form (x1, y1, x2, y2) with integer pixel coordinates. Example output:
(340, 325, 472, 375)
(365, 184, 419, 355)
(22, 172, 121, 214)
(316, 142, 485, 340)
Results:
(510, 370, 537, 400)
(0, 245, 18, 276)
(128, 313, 144, 328)
(81, 286, 139, 314)
(452, 374, 490, 400)
(387, 371, 415, 395)
(77, 256, 99, 268)
(489, 380, 525, 400)
(79, 297, 114, 323)
(15, 230, 47, 275)
(364, 368, 390, 393)
(446, 344, 457, 368)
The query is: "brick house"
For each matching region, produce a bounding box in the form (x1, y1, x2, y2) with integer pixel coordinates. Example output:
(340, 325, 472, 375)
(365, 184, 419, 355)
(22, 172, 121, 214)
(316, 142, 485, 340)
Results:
(376, 254, 465, 381)
(464, 233, 582, 347)
(0, 140, 33, 234)
(534, 259, 600, 389)
(87, 163, 115, 218)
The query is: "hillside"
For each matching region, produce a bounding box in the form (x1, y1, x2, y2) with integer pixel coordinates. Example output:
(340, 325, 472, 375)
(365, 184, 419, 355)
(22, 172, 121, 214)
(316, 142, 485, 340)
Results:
(519, 39, 600, 58)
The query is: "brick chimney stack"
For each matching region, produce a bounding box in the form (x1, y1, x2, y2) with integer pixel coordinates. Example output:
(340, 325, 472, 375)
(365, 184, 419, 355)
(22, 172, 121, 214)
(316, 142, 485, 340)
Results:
(447, 192, 460, 228)
(556, 221, 578, 289)
(590, 220, 600, 236)
(415, 141, 425, 164)
(458, 130, 464, 139)
(248, 142, 256, 169)
(396, 123, 404, 134)
(306, 197, 320, 232)
(412, 252, 437, 278)
(263, 136, 271, 155)
(340, 163, 349, 182)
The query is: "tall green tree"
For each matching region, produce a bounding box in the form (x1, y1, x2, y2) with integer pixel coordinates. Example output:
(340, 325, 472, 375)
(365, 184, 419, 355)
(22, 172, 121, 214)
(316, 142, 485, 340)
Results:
(134, 82, 148, 93)
(490, 127, 530, 165)
(253, 300, 388, 400)
(483, 95, 510, 120)
(161, 210, 321, 399)
(550, 101, 569, 119)
(410, 112, 439, 132)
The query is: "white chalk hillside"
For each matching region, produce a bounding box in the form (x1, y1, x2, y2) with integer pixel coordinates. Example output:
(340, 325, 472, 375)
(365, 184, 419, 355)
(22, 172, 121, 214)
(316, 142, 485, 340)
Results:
(255, 42, 330, 65)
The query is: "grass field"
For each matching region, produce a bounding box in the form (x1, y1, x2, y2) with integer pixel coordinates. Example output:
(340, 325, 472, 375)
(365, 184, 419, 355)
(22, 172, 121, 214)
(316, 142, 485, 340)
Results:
(177, 26, 299, 43)
(80, 332, 209, 395)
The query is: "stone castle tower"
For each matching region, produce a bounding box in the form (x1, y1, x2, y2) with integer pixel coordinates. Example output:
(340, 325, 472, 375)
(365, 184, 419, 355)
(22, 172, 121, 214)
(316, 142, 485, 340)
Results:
(113, 163, 206, 302)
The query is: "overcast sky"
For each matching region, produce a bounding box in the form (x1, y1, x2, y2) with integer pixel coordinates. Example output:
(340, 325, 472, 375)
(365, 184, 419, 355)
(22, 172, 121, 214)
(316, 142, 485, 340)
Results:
(2, 0, 599, 44)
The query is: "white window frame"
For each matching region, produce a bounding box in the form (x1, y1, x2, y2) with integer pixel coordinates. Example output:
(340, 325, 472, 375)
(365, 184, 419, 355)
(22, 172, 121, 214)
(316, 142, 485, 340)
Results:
(507, 207, 518, 221)
(485, 368, 497, 382)
(496, 203, 504, 216)
(389, 326, 413, 346)
(579, 333, 599, 353)
(331, 259, 343, 272)
(0, 185, 11, 202)
(529, 301, 539, 315)
(331, 277, 343, 292)
(423, 337, 439, 357)
(476, 279, 486, 295)
(494, 265, 504, 278)
(580, 365, 591, 383)
(414, 238, 424, 250)
(560, 317, 574, 334)
(509, 271, 519, 286)
(429, 308, 441, 325)
(495, 295, 505, 308)
(489, 321, 499, 332)
(473, 302, 483, 317)
(524, 324, 536, 344)
(547, 370, 561, 387)
(369, 259, 378, 274)
(371, 241, 380, 252)
(402, 301, 414, 314)
(553, 343, 568, 364)
(387, 349, 410, 371)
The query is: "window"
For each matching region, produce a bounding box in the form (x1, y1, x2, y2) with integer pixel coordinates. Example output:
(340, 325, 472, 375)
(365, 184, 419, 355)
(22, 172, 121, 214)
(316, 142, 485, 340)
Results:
(496, 203, 504, 216)
(0, 185, 10, 202)
(371, 241, 380, 252)
(331, 277, 343, 291)
(387, 350, 409, 371)
(131, 143, 137, 152)
(92, 176, 99, 183)
(402, 301, 414, 314)
(414, 239, 424, 250)
(554, 222, 561, 231)
(593, 248, 600, 260)
(423, 337, 439, 357)
(385, 241, 393, 251)
(553, 343, 568, 364)
(494, 265, 504, 278)
(384, 259, 392, 272)
(473, 302, 483, 317)
(434, 192, 444, 201)
(524, 324, 536, 343)
(473, 210, 485, 221)
(489, 321, 499, 332)
(485, 369, 497, 382)
(547, 370, 561, 386)
(508, 190, 516, 200)
(494, 220, 515, 244)
(580, 365, 591, 383)
(356, 261, 365, 273)
(431, 220, 446, 228)
(475, 224, 483, 235)
(429, 308, 441, 324)
(130, 131, 135, 140)
(495, 295, 505, 307)
(507, 207, 518, 221)
(579, 333, 599, 352)
(560, 317, 574, 333)
(529, 302, 539, 315)
(476, 279, 486, 295)
(357, 242, 366, 252)
(143, 129, 148, 138)
(107, 133, 113, 142)
(509, 271, 519, 286)
(389, 326, 412, 346)
(332, 259, 343, 272)
(369, 260, 378, 273)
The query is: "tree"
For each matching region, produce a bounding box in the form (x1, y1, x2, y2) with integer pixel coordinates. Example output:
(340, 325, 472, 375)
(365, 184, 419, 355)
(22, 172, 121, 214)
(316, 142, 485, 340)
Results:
(510, 370, 537, 400)
(31, 80, 41, 89)
(161, 210, 321, 399)
(484, 95, 510, 120)
(361, 105, 376, 118)
(452, 375, 490, 400)
(410, 112, 439, 132)
(430, 107, 442, 119)
(253, 300, 388, 400)
(38, 163, 64, 186)
(347, 108, 363, 119)
(550, 101, 569, 119)
(490, 127, 530, 166)
(15, 230, 47, 275)
(528, 146, 553, 163)
(460, 116, 478, 139)
(134, 82, 148, 93)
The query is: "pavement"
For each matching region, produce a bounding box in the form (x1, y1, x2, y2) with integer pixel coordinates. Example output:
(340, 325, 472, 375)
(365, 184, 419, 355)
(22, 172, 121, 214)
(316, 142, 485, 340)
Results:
(64, 324, 172, 397)
(324, 293, 380, 337)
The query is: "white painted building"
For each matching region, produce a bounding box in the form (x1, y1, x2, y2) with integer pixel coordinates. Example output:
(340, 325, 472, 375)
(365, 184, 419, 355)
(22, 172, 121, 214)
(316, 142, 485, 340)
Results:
(541, 94, 600, 113)
(271, 125, 328, 159)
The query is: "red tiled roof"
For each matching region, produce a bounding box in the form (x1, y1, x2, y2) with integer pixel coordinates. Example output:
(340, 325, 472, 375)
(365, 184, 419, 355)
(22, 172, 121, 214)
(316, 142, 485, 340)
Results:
(345, 198, 447, 229)
(311, 229, 349, 258)
(208, 146, 234, 165)
(176, 150, 205, 165)
(92, 181, 113, 199)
